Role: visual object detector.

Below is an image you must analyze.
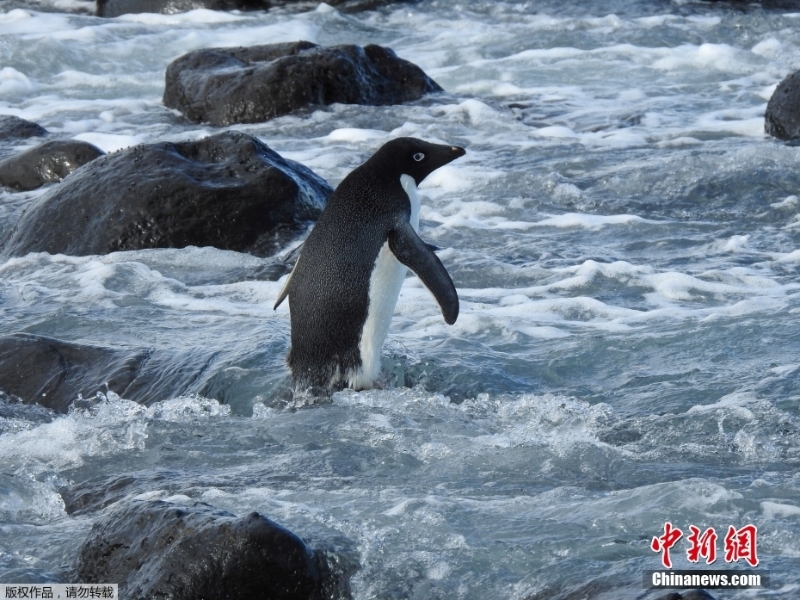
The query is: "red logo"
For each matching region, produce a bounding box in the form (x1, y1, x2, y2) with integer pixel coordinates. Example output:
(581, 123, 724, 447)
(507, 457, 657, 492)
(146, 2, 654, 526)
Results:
(687, 525, 718, 564)
(651, 522, 683, 568)
(651, 524, 759, 567)
(724, 524, 759, 567)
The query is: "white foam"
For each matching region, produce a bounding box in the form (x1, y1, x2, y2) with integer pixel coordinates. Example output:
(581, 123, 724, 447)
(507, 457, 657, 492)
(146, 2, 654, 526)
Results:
(528, 213, 658, 230)
(325, 128, 387, 142)
(694, 106, 766, 137)
(644, 269, 779, 303)
(0, 9, 73, 36)
(761, 501, 800, 519)
(0, 473, 67, 524)
(655, 136, 703, 148)
(116, 8, 247, 24)
(687, 392, 759, 417)
(72, 132, 142, 153)
(421, 166, 502, 196)
(751, 37, 783, 58)
(774, 249, 800, 263)
(771, 195, 798, 209)
(533, 125, 580, 139)
(146, 395, 231, 422)
(183, 20, 320, 50)
(713, 234, 750, 253)
(0, 394, 147, 477)
(147, 278, 281, 318)
(651, 43, 755, 73)
(0, 67, 36, 97)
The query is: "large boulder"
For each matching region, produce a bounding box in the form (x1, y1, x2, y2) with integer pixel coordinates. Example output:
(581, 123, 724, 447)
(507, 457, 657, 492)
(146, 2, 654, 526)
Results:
(98, 0, 410, 18)
(766, 70, 800, 140)
(0, 140, 104, 191)
(2, 131, 331, 257)
(0, 333, 207, 413)
(0, 116, 48, 141)
(77, 499, 356, 600)
(163, 41, 443, 126)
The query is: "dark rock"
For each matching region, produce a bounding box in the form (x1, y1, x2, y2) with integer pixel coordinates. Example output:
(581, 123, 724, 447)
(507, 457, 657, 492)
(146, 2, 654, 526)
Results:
(97, 0, 246, 16)
(98, 0, 410, 18)
(766, 70, 800, 140)
(2, 131, 331, 258)
(77, 499, 357, 600)
(654, 591, 716, 600)
(681, 592, 716, 600)
(0, 116, 48, 141)
(61, 474, 144, 516)
(163, 41, 443, 126)
(0, 333, 210, 413)
(60, 471, 206, 517)
(597, 425, 643, 445)
(0, 140, 104, 191)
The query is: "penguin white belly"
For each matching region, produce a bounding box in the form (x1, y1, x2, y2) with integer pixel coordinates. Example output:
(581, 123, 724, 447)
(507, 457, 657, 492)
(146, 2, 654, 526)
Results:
(348, 175, 420, 390)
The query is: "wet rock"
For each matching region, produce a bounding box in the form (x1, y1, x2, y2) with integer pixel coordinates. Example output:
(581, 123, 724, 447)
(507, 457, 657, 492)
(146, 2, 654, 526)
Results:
(0, 116, 48, 141)
(0, 140, 104, 191)
(0, 333, 209, 413)
(653, 591, 716, 600)
(597, 425, 643, 445)
(2, 131, 331, 257)
(98, 0, 409, 18)
(163, 41, 443, 126)
(766, 70, 800, 140)
(97, 0, 252, 16)
(77, 499, 357, 600)
(61, 474, 144, 516)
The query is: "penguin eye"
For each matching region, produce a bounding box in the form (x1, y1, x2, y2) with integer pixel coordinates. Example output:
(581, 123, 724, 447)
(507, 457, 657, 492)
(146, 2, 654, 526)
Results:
(413, 152, 425, 162)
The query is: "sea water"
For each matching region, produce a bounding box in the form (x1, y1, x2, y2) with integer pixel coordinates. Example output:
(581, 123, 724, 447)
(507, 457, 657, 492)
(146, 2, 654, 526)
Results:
(1, 1, 799, 598)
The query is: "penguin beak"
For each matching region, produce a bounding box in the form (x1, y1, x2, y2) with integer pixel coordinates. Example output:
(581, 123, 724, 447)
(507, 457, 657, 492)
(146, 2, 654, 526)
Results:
(451, 146, 466, 157)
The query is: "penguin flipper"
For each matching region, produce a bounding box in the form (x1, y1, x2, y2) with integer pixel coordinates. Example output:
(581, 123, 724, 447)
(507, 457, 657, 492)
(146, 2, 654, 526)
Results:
(273, 265, 294, 309)
(273, 243, 304, 309)
(388, 221, 459, 324)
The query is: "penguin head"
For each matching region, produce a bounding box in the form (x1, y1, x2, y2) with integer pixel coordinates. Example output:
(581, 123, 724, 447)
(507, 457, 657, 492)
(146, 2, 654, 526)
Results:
(370, 137, 466, 185)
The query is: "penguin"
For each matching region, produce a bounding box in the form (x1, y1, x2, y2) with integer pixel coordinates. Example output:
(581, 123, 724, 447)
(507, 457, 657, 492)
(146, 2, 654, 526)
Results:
(274, 137, 465, 393)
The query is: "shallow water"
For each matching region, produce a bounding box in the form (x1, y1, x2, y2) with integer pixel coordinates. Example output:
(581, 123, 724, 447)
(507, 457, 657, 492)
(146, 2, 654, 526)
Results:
(1, 0, 800, 598)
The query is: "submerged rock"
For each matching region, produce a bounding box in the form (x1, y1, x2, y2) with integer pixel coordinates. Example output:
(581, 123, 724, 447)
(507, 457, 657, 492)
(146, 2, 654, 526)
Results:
(653, 591, 716, 600)
(77, 499, 357, 600)
(766, 70, 800, 140)
(0, 392, 56, 433)
(0, 116, 48, 141)
(61, 474, 146, 516)
(2, 131, 331, 257)
(98, 0, 410, 18)
(0, 333, 208, 413)
(163, 41, 443, 126)
(0, 140, 104, 191)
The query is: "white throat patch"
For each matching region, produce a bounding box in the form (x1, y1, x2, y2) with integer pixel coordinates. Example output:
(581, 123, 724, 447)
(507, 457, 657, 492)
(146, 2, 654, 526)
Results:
(348, 175, 419, 390)
(401, 174, 420, 232)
